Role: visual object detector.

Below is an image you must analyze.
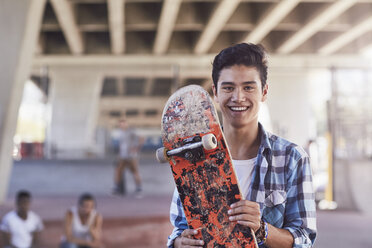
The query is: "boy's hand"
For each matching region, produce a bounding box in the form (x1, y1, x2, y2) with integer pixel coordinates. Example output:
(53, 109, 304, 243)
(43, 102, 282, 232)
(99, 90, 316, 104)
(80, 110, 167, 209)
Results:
(174, 229, 204, 248)
(228, 200, 261, 232)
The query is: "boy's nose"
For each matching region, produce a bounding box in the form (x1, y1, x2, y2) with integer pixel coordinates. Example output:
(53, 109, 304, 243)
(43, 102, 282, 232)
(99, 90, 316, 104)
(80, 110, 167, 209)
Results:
(231, 88, 245, 102)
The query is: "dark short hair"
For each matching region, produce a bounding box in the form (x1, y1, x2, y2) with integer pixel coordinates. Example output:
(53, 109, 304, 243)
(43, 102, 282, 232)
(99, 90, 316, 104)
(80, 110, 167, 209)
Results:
(78, 193, 96, 206)
(16, 190, 31, 202)
(212, 43, 268, 91)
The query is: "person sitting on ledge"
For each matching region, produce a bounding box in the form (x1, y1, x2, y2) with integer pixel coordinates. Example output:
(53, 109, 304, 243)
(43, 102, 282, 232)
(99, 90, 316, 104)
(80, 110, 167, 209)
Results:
(60, 193, 103, 248)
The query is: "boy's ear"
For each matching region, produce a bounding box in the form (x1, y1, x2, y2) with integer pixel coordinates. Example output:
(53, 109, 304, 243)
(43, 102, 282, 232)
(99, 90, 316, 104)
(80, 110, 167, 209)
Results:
(262, 84, 268, 102)
(212, 84, 218, 103)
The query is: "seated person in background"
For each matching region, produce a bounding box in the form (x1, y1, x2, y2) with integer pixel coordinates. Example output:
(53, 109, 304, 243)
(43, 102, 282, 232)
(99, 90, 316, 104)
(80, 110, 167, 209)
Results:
(0, 190, 44, 248)
(60, 193, 103, 248)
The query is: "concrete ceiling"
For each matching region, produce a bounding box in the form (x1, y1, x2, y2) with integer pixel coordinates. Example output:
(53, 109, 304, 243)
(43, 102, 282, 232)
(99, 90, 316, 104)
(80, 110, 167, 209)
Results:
(37, 0, 372, 56)
(31, 0, 372, 127)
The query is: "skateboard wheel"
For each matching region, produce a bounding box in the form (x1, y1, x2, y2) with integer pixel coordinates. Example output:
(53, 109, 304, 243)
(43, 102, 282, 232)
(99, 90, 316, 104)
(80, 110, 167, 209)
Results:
(156, 147, 169, 163)
(202, 134, 217, 150)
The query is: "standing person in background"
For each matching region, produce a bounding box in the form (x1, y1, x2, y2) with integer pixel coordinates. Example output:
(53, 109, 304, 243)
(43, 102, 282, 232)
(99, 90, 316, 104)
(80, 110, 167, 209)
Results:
(0, 190, 43, 248)
(112, 118, 144, 196)
(60, 193, 103, 248)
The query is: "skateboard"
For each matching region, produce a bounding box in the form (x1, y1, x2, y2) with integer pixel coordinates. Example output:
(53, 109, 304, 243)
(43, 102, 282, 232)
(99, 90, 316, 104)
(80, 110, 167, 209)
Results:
(156, 85, 258, 247)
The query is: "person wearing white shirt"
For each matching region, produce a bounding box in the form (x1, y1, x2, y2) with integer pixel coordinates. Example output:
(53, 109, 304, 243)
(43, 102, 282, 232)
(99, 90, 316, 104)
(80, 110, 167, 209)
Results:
(0, 190, 43, 248)
(60, 193, 103, 248)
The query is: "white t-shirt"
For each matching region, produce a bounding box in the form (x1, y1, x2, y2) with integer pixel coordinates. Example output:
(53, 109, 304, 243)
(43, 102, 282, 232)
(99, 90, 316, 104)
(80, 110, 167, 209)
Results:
(119, 128, 139, 159)
(0, 210, 43, 248)
(233, 157, 257, 199)
(70, 206, 97, 241)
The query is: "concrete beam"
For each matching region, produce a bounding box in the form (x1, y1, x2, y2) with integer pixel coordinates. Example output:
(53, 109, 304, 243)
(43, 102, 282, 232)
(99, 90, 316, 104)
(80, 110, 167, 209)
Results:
(0, 0, 46, 203)
(360, 44, 372, 57)
(194, 0, 241, 54)
(319, 16, 372, 55)
(243, 0, 300, 44)
(33, 54, 372, 69)
(268, 54, 372, 69)
(100, 97, 168, 111)
(126, 116, 162, 127)
(108, 0, 125, 54)
(153, 0, 182, 54)
(99, 96, 168, 127)
(35, 37, 44, 55)
(33, 54, 214, 68)
(100, 115, 162, 128)
(277, 0, 356, 54)
(50, 0, 84, 54)
(144, 78, 154, 96)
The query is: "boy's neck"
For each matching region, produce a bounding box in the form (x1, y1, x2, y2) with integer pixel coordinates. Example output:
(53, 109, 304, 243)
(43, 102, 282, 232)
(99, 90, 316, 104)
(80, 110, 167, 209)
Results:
(17, 210, 28, 220)
(223, 121, 260, 160)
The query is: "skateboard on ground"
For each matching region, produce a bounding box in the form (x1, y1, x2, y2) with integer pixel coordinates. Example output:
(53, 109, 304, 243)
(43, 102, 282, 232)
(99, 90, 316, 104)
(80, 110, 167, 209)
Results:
(156, 85, 258, 247)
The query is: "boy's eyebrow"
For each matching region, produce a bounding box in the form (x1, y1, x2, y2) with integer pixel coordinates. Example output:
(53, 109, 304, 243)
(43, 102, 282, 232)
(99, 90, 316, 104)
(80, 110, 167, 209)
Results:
(220, 82, 234, 86)
(243, 81, 257, 85)
(220, 81, 257, 86)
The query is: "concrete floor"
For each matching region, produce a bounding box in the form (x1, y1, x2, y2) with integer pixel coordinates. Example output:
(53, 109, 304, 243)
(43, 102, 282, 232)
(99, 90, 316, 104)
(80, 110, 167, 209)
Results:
(6, 153, 175, 198)
(1, 153, 371, 247)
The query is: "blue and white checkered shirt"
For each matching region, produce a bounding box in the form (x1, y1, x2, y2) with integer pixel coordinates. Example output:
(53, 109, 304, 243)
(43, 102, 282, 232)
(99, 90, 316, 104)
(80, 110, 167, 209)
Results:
(167, 124, 317, 247)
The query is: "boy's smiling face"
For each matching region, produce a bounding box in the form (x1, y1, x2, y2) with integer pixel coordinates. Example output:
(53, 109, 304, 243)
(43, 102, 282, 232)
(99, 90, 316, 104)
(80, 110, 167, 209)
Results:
(213, 64, 268, 129)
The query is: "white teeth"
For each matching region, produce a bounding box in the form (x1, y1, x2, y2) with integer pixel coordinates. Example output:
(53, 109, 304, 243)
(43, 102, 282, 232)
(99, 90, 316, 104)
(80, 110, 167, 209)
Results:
(230, 106, 248, 111)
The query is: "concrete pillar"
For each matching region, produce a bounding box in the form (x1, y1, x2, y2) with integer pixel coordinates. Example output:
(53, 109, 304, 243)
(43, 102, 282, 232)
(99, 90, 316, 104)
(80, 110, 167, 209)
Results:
(267, 68, 313, 146)
(46, 68, 103, 159)
(0, 0, 46, 203)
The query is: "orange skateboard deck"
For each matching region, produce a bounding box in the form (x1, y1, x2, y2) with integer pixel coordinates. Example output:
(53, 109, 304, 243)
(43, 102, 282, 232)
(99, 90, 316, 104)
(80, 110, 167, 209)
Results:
(158, 85, 258, 247)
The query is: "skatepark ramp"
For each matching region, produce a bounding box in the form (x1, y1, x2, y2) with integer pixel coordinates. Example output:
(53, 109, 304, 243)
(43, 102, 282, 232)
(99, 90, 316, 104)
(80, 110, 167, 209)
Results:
(334, 159, 372, 214)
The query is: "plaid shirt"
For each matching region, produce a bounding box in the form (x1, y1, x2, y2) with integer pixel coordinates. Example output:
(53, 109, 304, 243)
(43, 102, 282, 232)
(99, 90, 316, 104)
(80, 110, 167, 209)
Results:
(167, 124, 317, 247)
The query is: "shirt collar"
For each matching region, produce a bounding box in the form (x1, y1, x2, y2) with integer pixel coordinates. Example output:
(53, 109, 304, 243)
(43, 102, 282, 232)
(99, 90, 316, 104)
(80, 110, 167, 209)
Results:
(258, 122, 272, 155)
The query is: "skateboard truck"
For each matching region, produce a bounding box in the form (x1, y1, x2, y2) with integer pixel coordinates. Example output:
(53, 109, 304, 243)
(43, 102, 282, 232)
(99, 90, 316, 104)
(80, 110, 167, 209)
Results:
(156, 133, 217, 163)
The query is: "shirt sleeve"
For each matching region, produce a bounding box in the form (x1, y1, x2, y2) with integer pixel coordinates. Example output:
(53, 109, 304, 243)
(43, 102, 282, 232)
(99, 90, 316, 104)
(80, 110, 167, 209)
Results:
(283, 152, 317, 247)
(35, 215, 44, 232)
(167, 188, 188, 248)
(0, 215, 10, 232)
